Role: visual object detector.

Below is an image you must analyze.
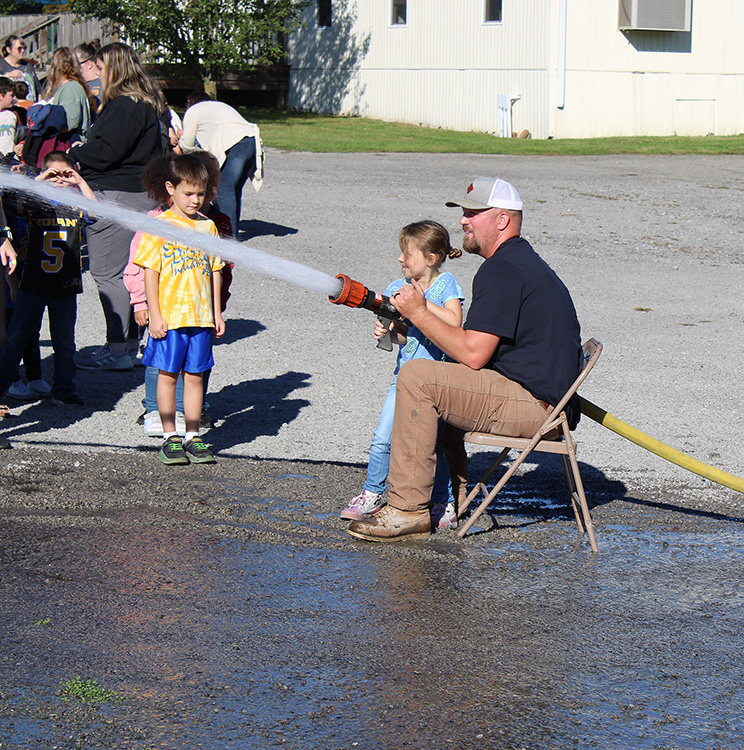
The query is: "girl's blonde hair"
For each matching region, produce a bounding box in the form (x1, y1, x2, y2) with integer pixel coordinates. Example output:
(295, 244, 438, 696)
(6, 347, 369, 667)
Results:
(44, 47, 96, 111)
(95, 42, 167, 116)
(398, 220, 462, 268)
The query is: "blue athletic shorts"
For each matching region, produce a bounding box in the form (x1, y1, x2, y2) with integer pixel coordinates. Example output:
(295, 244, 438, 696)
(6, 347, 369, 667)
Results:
(142, 327, 214, 374)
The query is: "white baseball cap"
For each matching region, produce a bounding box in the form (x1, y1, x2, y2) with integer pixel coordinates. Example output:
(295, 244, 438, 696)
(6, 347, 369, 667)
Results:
(445, 177, 523, 211)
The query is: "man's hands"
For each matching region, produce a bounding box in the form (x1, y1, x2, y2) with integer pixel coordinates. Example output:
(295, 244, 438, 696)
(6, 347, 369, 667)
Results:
(389, 278, 427, 322)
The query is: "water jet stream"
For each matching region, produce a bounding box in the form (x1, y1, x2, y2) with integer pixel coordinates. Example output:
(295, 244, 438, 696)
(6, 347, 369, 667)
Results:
(0, 171, 343, 297)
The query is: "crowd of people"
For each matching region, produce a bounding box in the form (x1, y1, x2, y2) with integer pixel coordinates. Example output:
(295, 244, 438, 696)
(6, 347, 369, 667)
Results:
(0, 38, 263, 460)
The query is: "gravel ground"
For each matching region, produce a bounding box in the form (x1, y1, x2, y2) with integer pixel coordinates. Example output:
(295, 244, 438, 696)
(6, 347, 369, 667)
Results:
(2, 150, 742, 486)
(1, 151, 743, 749)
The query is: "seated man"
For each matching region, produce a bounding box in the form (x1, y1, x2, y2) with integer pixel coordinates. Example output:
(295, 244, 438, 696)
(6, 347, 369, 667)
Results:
(347, 177, 583, 542)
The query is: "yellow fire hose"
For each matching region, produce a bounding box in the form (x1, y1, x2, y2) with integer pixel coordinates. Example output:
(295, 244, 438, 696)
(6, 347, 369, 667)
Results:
(579, 397, 744, 495)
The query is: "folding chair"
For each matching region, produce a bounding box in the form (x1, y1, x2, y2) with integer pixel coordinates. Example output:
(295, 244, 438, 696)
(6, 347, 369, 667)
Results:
(457, 338, 602, 552)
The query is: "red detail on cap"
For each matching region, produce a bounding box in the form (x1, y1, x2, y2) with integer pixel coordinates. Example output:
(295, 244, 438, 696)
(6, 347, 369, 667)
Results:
(466, 183, 474, 194)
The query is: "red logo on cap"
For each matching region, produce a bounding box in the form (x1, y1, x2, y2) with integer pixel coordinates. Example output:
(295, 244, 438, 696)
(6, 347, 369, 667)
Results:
(466, 183, 474, 194)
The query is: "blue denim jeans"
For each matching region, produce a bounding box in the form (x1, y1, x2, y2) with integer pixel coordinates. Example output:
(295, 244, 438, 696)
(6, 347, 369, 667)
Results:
(217, 136, 257, 238)
(364, 379, 454, 503)
(0, 290, 77, 400)
(142, 365, 211, 413)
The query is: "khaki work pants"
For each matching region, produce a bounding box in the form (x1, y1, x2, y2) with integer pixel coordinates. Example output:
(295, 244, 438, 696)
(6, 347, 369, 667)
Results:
(388, 359, 551, 513)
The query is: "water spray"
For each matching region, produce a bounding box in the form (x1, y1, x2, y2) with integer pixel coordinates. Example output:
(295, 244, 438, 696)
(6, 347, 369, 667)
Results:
(0, 170, 342, 297)
(328, 274, 408, 351)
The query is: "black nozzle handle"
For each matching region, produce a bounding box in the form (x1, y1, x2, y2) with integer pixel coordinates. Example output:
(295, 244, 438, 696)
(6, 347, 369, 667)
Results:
(376, 317, 393, 351)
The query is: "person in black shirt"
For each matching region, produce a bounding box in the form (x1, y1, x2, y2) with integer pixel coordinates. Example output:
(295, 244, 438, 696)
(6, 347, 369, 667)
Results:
(347, 177, 583, 543)
(0, 152, 96, 405)
(69, 42, 168, 372)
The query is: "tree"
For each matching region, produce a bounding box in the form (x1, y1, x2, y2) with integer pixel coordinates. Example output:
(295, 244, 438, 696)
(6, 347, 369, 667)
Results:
(69, 0, 310, 97)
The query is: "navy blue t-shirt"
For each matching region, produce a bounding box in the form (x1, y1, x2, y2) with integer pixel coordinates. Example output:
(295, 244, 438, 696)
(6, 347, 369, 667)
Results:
(464, 236, 582, 427)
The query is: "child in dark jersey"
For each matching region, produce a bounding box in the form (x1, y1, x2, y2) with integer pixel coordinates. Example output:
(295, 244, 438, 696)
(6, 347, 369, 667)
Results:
(0, 151, 95, 404)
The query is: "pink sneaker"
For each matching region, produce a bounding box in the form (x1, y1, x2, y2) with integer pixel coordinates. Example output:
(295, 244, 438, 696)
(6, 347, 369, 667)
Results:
(340, 490, 384, 521)
(431, 503, 457, 529)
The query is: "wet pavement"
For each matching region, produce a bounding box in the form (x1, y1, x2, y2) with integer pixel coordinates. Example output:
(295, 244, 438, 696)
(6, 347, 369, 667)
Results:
(2, 151, 744, 748)
(1, 449, 743, 750)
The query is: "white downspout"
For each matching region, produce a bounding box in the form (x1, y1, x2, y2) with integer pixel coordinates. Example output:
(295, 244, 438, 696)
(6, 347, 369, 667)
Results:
(557, 0, 567, 109)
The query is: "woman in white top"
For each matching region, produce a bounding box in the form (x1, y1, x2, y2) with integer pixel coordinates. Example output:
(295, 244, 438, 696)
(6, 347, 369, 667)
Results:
(177, 90, 263, 238)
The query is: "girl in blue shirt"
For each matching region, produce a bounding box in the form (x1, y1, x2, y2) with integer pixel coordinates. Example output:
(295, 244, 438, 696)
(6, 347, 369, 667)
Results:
(341, 220, 465, 528)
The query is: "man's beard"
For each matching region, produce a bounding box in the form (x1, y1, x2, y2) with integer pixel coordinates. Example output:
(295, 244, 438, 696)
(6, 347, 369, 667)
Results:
(463, 233, 481, 255)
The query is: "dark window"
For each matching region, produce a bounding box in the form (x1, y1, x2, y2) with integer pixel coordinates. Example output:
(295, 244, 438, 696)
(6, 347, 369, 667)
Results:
(318, 0, 331, 28)
(392, 0, 407, 25)
(485, 0, 502, 23)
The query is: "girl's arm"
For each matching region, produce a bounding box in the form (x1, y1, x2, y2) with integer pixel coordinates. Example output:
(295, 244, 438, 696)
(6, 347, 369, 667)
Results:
(144, 268, 168, 338)
(425, 297, 463, 327)
(212, 271, 225, 338)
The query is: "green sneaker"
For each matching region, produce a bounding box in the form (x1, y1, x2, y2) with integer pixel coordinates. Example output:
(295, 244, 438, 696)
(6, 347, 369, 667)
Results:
(159, 435, 189, 465)
(183, 436, 216, 464)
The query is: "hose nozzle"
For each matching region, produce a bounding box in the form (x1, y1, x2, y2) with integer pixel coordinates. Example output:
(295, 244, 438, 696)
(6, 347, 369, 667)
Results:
(328, 274, 390, 314)
(329, 273, 405, 351)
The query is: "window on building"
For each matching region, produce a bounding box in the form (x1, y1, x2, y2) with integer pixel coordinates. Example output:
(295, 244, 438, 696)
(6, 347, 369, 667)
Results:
(317, 0, 331, 28)
(392, 0, 407, 25)
(485, 0, 502, 23)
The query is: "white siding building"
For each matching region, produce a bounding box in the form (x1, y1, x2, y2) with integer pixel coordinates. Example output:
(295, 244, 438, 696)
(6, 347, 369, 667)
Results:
(287, 0, 744, 139)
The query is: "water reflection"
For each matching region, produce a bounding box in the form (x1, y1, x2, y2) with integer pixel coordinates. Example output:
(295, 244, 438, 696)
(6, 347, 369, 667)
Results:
(1, 511, 743, 748)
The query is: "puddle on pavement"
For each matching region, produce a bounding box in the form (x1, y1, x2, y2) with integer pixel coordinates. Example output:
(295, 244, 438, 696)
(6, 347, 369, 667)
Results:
(1, 508, 743, 749)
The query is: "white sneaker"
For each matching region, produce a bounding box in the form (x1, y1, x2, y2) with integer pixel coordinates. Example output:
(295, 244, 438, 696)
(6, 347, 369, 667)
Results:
(176, 411, 186, 436)
(339, 490, 384, 521)
(28, 379, 52, 397)
(143, 410, 163, 437)
(7, 380, 36, 400)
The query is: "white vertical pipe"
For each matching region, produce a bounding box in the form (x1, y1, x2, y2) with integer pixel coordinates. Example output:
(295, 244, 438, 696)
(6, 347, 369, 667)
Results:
(557, 0, 567, 109)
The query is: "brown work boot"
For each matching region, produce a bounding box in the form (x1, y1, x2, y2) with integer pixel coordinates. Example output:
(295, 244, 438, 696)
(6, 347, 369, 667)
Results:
(347, 505, 431, 543)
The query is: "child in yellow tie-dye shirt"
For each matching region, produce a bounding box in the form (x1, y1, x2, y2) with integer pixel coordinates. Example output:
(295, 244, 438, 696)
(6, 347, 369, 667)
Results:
(134, 154, 225, 466)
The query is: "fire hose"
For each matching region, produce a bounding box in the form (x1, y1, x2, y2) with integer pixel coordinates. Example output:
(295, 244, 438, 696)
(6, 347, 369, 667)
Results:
(330, 274, 744, 496)
(579, 397, 744, 494)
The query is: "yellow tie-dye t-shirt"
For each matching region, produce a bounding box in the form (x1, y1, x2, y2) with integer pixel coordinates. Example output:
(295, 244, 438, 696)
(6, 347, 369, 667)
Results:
(134, 209, 224, 329)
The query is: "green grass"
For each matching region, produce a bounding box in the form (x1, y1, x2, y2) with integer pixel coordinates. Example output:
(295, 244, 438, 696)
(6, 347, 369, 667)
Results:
(59, 677, 124, 705)
(237, 108, 744, 155)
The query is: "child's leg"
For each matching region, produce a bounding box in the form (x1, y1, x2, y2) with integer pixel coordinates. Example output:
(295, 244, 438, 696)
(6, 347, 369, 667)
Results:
(47, 295, 77, 400)
(4, 306, 22, 384)
(157, 370, 179, 434)
(145, 366, 185, 414)
(0, 291, 45, 396)
(143, 365, 159, 413)
(21, 317, 42, 383)
(432, 426, 452, 504)
(176, 373, 185, 414)
(364, 381, 397, 495)
(182, 371, 204, 436)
